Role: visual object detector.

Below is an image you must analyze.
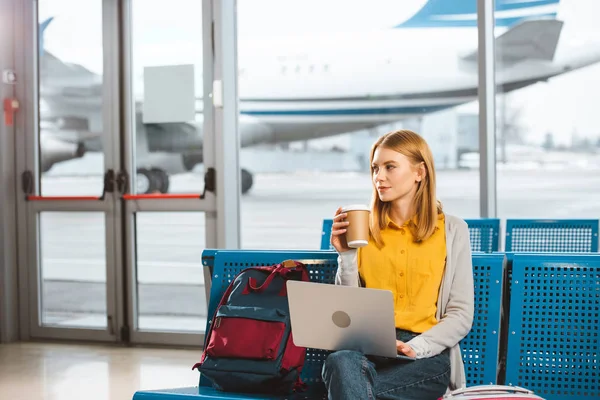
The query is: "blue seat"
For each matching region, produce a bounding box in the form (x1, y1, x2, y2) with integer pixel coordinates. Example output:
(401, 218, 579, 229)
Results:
(504, 253, 600, 400)
(461, 253, 505, 386)
(320, 219, 334, 250)
(505, 219, 599, 252)
(322, 218, 501, 253)
(465, 219, 500, 252)
(133, 250, 504, 398)
(134, 250, 338, 400)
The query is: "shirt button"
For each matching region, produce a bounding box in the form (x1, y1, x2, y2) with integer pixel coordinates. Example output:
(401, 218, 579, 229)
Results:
(400, 229, 405, 235)
(399, 294, 404, 298)
(400, 250, 405, 254)
(399, 272, 404, 277)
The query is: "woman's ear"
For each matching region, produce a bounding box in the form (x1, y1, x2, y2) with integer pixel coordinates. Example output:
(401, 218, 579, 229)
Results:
(415, 162, 426, 182)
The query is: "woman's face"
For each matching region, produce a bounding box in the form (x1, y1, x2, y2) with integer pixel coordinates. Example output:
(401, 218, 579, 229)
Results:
(371, 147, 423, 203)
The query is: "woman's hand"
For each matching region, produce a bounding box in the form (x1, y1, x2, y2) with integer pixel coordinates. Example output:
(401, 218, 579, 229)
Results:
(330, 207, 351, 253)
(396, 340, 417, 358)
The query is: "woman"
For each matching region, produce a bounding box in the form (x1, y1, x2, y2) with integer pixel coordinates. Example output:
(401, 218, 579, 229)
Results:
(324, 130, 473, 400)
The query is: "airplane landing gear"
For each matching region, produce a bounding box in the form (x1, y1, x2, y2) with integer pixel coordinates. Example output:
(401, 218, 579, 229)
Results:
(150, 168, 170, 193)
(136, 167, 249, 195)
(137, 167, 170, 194)
(241, 168, 253, 194)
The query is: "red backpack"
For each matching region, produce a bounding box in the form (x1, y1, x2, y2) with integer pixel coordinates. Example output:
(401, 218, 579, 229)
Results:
(193, 260, 309, 394)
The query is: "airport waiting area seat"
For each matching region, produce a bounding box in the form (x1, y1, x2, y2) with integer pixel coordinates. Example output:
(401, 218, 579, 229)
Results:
(133, 250, 505, 399)
(322, 217, 599, 253)
(498, 219, 599, 291)
(504, 218, 599, 252)
(321, 218, 501, 253)
(492, 218, 598, 308)
(464, 218, 500, 252)
(504, 253, 600, 400)
(320, 219, 334, 251)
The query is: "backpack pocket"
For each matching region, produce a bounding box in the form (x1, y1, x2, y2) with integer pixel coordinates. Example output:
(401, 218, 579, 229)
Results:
(206, 305, 288, 360)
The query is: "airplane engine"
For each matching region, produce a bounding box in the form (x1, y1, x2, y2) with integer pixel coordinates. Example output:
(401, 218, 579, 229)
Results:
(40, 134, 85, 173)
(56, 116, 89, 131)
(145, 122, 202, 153)
(182, 152, 203, 171)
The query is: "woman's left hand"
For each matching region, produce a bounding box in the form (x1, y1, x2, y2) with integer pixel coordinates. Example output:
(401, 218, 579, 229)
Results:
(396, 340, 417, 358)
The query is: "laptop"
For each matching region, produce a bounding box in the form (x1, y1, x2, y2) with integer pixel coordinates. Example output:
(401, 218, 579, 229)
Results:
(286, 280, 416, 361)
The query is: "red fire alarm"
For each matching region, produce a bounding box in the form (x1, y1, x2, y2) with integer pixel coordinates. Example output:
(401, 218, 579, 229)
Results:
(3, 98, 19, 126)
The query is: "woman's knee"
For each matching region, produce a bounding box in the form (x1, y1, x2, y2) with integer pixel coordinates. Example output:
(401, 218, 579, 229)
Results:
(322, 350, 365, 376)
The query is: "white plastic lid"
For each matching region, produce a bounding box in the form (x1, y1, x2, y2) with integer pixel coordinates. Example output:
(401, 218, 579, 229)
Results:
(341, 204, 370, 213)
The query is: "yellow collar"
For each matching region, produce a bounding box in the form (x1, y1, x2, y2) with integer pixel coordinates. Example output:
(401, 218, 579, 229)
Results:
(385, 212, 444, 229)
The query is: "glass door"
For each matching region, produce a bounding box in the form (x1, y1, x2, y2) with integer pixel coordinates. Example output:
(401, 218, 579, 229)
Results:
(21, 0, 122, 341)
(121, 0, 217, 346)
(17, 0, 233, 345)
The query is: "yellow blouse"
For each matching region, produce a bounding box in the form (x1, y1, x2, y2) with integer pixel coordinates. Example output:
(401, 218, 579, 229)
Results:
(357, 213, 446, 333)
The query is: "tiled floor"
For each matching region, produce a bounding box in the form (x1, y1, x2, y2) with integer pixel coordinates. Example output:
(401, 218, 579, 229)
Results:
(0, 342, 201, 400)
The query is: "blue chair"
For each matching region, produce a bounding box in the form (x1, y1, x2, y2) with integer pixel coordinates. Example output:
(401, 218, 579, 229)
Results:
(464, 219, 500, 253)
(134, 250, 338, 400)
(323, 218, 501, 253)
(505, 253, 600, 399)
(320, 219, 334, 250)
(133, 250, 504, 399)
(505, 219, 599, 252)
(461, 252, 505, 386)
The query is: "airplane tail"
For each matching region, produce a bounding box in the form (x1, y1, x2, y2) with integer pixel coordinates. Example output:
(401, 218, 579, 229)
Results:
(39, 17, 54, 57)
(461, 19, 564, 67)
(38, 16, 95, 77)
(395, 0, 561, 28)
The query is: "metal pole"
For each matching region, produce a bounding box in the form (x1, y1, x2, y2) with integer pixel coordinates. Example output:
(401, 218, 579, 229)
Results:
(478, 0, 497, 218)
(212, 0, 241, 248)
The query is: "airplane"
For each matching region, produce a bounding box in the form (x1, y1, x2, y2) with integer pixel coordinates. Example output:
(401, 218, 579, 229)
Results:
(38, 0, 600, 194)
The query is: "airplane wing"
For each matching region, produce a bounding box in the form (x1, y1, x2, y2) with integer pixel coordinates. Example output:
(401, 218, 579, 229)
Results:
(461, 19, 564, 67)
(39, 17, 96, 80)
(40, 50, 95, 78)
(45, 128, 101, 144)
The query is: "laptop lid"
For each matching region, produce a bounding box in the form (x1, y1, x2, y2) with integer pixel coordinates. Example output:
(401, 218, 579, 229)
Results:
(286, 280, 400, 358)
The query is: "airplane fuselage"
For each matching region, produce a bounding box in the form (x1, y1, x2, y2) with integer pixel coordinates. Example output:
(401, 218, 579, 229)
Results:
(38, 19, 600, 181)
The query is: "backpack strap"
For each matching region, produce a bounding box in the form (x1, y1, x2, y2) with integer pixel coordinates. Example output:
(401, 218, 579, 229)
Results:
(247, 264, 285, 292)
(246, 262, 309, 293)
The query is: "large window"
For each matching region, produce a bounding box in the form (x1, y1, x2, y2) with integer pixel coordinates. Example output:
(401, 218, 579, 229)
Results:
(495, 0, 600, 219)
(35, 0, 600, 255)
(38, 0, 104, 196)
(130, 0, 204, 195)
(237, 0, 481, 249)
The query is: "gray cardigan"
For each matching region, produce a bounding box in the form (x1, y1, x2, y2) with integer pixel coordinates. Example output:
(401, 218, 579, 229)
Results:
(335, 213, 474, 390)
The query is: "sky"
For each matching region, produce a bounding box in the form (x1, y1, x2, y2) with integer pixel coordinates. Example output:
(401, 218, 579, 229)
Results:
(37, 0, 600, 146)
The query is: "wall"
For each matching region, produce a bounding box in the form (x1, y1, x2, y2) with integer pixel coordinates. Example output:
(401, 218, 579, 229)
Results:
(0, 0, 20, 342)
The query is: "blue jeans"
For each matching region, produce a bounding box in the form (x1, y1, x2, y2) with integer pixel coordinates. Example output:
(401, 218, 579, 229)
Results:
(321, 330, 450, 400)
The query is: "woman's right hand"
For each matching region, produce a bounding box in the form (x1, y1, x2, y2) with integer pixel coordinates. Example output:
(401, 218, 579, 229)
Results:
(330, 207, 351, 253)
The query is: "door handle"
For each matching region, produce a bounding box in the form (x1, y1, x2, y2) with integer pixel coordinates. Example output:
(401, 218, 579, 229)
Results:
(116, 170, 129, 195)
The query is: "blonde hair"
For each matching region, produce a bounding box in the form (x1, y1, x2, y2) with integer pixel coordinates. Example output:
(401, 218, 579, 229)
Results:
(369, 129, 442, 246)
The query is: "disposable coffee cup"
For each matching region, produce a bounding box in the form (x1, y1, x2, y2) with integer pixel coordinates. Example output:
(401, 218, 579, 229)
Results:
(341, 205, 370, 248)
